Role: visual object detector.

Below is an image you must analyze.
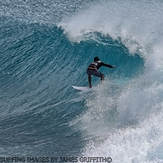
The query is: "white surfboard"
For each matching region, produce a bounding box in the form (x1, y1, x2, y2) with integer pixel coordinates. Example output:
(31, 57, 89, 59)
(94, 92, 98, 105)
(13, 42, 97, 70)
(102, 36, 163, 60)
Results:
(72, 86, 91, 91)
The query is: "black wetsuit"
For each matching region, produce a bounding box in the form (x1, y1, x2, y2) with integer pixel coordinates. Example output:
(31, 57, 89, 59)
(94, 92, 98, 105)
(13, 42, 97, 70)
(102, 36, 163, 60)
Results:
(87, 61, 114, 77)
(88, 61, 114, 70)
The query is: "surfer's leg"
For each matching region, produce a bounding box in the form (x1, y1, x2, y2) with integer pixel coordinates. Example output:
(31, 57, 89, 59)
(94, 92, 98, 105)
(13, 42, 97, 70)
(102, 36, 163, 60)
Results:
(88, 75, 92, 88)
(101, 74, 104, 81)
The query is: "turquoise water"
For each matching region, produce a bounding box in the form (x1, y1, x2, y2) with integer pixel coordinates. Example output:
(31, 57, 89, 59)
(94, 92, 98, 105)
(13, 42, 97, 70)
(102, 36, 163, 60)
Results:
(1, 0, 163, 162)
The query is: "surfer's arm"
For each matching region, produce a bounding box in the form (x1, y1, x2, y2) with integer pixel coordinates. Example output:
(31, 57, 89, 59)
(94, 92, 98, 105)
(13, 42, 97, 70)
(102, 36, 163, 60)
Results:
(102, 62, 115, 68)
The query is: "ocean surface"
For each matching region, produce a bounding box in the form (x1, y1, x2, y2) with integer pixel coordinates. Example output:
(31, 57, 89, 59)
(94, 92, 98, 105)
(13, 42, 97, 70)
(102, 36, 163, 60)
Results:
(1, 0, 163, 162)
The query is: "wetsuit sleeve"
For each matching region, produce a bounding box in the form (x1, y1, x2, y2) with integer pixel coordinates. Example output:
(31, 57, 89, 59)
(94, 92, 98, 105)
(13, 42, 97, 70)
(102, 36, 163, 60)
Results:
(102, 62, 114, 68)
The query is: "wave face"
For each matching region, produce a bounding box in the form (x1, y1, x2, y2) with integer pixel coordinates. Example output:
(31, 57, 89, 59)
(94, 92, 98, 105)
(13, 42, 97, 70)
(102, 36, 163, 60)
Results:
(1, 0, 163, 162)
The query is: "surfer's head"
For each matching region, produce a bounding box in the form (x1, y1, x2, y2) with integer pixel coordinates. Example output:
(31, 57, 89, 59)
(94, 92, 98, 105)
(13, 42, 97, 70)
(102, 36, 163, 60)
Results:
(94, 56, 100, 61)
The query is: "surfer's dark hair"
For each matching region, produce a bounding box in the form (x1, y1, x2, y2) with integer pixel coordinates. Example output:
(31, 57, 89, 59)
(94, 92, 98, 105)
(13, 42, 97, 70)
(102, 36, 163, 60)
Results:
(94, 56, 100, 61)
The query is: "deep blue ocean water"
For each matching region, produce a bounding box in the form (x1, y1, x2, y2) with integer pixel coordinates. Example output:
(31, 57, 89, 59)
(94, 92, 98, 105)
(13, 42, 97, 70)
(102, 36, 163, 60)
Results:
(1, 0, 163, 162)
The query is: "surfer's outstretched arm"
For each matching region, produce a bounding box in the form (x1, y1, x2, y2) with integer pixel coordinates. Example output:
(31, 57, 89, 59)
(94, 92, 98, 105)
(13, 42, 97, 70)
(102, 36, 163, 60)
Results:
(102, 62, 115, 68)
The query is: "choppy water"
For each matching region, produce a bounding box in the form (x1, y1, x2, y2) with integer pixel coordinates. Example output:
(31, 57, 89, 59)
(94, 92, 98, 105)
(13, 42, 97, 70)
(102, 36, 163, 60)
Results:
(1, 0, 163, 162)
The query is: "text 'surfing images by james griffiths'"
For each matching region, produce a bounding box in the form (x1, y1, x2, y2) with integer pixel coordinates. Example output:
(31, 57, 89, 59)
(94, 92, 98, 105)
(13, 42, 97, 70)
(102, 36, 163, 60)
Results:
(0, 157, 112, 163)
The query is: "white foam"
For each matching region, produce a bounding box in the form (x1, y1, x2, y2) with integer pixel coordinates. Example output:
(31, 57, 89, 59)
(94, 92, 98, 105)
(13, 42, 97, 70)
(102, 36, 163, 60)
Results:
(81, 112, 163, 162)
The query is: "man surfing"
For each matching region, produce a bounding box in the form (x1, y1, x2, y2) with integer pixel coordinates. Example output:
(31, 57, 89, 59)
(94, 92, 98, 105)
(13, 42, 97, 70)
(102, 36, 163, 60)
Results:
(87, 56, 115, 88)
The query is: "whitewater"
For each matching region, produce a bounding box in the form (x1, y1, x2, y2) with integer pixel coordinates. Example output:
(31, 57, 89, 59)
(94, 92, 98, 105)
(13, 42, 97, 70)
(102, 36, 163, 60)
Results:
(1, 0, 163, 162)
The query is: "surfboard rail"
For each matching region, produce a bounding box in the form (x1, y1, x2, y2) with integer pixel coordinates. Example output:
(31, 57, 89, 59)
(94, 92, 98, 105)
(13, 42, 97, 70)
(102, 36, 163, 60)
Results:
(72, 86, 91, 91)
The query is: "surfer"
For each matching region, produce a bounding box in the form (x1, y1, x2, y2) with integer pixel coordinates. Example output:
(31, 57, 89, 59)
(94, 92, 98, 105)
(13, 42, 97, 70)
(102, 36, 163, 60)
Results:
(87, 56, 115, 88)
